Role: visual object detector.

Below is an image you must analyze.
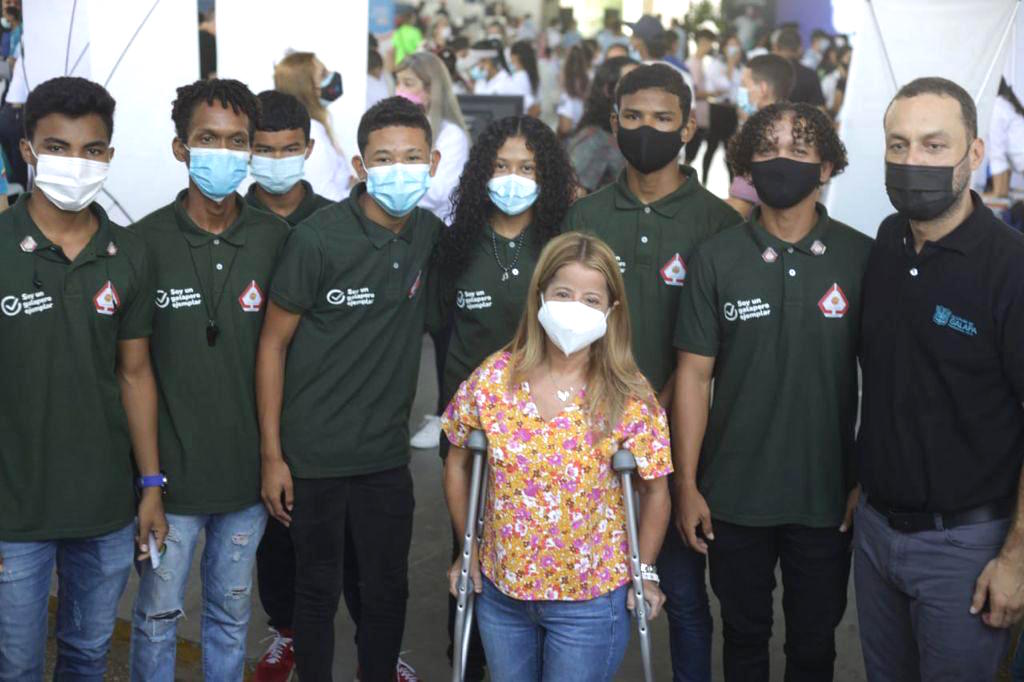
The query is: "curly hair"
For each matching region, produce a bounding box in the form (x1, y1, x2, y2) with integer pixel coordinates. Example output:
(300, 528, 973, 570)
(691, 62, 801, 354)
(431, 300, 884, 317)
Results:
(576, 56, 636, 134)
(727, 102, 848, 179)
(171, 78, 260, 142)
(441, 116, 576, 277)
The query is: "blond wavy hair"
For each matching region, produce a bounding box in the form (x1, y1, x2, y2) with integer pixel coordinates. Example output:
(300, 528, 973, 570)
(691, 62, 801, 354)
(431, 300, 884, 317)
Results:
(395, 51, 468, 138)
(505, 231, 657, 436)
(273, 52, 337, 149)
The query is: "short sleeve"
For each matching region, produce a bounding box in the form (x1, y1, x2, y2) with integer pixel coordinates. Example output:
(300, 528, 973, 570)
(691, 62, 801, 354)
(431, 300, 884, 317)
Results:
(269, 224, 325, 313)
(619, 398, 673, 480)
(673, 249, 721, 357)
(440, 362, 485, 447)
(118, 239, 155, 340)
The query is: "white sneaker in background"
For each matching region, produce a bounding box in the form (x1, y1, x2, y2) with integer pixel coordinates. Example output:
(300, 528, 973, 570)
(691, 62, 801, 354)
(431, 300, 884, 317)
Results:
(410, 415, 442, 449)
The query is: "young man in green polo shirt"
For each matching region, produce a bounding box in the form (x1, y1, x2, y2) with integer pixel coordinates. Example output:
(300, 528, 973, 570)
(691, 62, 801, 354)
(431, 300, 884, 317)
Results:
(129, 78, 289, 681)
(561, 62, 740, 682)
(245, 90, 333, 227)
(0, 76, 166, 679)
(257, 96, 441, 682)
(674, 102, 870, 680)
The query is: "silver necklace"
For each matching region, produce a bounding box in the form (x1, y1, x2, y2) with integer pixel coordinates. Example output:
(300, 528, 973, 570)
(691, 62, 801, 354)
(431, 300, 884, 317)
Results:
(492, 227, 527, 282)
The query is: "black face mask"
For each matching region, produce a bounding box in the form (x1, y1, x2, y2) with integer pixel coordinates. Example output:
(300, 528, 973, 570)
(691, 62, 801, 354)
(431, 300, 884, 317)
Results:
(885, 152, 968, 221)
(616, 124, 685, 175)
(319, 71, 343, 103)
(749, 157, 822, 209)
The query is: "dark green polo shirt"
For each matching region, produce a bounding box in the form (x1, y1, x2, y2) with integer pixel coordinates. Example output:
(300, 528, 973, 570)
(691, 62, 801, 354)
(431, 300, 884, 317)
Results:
(439, 224, 541, 408)
(563, 167, 741, 391)
(675, 205, 872, 527)
(136, 192, 289, 515)
(270, 185, 441, 478)
(0, 195, 152, 541)
(244, 180, 333, 227)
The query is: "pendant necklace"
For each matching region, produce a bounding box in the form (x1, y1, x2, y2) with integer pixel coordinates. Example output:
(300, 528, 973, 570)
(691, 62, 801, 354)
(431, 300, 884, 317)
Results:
(491, 226, 527, 282)
(179, 227, 239, 347)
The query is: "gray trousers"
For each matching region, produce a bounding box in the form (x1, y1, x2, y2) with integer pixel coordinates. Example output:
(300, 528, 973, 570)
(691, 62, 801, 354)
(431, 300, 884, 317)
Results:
(853, 497, 1011, 681)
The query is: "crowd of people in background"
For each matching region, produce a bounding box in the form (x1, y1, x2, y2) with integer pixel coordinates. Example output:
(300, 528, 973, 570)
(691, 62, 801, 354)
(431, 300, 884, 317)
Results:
(3, 2, 1024, 682)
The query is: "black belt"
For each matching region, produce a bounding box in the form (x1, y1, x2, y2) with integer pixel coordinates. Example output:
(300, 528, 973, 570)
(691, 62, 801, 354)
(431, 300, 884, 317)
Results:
(867, 495, 1013, 533)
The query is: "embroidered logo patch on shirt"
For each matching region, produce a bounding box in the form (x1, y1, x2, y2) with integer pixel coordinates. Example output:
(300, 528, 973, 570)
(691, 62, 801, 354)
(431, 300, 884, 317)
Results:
(239, 280, 263, 312)
(761, 247, 778, 263)
(810, 240, 827, 256)
(408, 270, 423, 299)
(19, 236, 37, 253)
(818, 283, 848, 319)
(93, 281, 120, 316)
(660, 253, 686, 286)
(932, 305, 978, 336)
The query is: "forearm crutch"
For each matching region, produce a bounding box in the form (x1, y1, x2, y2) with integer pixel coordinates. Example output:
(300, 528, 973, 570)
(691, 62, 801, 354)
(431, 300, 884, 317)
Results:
(452, 429, 488, 682)
(613, 448, 654, 682)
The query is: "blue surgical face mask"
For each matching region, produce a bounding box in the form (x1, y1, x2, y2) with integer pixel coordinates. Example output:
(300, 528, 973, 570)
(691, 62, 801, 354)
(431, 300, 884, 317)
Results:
(487, 173, 538, 215)
(364, 162, 431, 217)
(470, 64, 488, 82)
(186, 147, 249, 202)
(737, 86, 757, 115)
(251, 153, 306, 195)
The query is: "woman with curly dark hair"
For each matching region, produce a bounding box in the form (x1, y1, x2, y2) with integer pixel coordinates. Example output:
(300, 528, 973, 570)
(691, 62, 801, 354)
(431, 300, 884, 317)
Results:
(435, 115, 575, 680)
(567, 55, 638, 193)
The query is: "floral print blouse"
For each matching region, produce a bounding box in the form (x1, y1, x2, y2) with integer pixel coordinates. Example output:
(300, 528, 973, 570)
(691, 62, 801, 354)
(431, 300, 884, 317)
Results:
(442, 351, 673, 601)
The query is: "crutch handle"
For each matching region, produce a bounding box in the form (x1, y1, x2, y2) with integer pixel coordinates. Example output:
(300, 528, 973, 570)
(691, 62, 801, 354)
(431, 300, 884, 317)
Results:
(612, 448, 638, 473)
(467, 429, 488, 453)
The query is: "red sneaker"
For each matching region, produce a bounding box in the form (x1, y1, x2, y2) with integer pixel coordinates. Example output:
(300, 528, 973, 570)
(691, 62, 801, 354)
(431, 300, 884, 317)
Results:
(252, 627, 295, 682)
(395, 658, 421, 682)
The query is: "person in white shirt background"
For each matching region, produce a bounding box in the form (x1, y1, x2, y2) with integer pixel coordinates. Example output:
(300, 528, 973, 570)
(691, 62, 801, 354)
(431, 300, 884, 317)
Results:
(393, 50, 470, 224)
(699, 32, 743, 184)
(556, 44, 590, 137)
(509, 40, 542, 117)
(984, 78, 1024, 200)
(272, 51, 353, 200)
(467, 39, 535, 116)
(366, 47, 391, 111)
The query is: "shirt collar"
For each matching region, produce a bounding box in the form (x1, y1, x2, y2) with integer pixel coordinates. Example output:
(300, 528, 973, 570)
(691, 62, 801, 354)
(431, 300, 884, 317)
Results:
(899, 191, 990, 256)
(348, 183, 416, 248)
(612, 165, 700, 218)
(747, 203, 832, 255)
(245, 180, 318, 224)
(173, 190, 249, 246)
(11, 192, 118, 261)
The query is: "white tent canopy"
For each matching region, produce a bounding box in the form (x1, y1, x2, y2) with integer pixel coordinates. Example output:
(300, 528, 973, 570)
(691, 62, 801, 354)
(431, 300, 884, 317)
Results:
(825, 0, 1022, 236)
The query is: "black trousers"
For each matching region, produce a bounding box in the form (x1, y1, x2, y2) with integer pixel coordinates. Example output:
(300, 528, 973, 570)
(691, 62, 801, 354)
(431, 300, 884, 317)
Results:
(704, 103, 739, 183)
(256, 515, 296, 630)
(290, 466, 415, 682)
(707, 520, 851, 682)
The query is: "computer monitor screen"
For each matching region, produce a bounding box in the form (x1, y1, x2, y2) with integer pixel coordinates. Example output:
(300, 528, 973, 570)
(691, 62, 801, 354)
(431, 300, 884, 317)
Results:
(456, 95, 524, 142)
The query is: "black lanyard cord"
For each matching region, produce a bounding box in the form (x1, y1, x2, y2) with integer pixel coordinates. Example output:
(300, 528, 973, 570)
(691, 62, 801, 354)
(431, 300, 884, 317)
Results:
(178, 228, 239, 347)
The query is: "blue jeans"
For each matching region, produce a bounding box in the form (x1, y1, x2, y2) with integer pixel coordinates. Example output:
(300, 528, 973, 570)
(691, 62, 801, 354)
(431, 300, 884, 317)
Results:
(658, 526, 712, 681)
(475, 576, 631, 682)
(130, 504, 267, 682)
(0, 523, 134, 681)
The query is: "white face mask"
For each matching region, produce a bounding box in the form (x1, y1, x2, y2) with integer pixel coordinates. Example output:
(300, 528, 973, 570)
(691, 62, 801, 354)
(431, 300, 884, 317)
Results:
(537, 294, 609, 356)
(31, 146, 110, 212)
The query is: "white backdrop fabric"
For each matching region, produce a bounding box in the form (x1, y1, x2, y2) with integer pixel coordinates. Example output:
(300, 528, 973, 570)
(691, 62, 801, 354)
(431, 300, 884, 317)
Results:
(825, 0, 1020, 236)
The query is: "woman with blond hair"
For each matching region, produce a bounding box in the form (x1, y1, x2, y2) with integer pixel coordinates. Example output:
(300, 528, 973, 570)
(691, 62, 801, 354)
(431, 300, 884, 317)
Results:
(273, 51, 351, 200)
(393, 50, 469, 224)
(442, 232, 672, 682)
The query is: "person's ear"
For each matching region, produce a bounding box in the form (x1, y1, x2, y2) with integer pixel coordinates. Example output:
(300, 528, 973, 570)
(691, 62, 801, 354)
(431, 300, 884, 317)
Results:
(968, 137, 986, 172)
(682, 111, 697, 143)
(305, 138, 315, 159)
(172, 137, 188, 164)
(610, 109, 619, 135)
(819, 160, 833, 184)
(106, 147, 115, 164)
(352, 155, 368, 182)
(18, 137, 34, 168)
(429, 148, 441, 176)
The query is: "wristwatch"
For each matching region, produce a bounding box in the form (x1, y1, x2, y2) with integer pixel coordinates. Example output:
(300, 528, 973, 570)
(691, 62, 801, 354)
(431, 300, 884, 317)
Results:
(640, 562, 660, 584)
(137, 472, 168, 494)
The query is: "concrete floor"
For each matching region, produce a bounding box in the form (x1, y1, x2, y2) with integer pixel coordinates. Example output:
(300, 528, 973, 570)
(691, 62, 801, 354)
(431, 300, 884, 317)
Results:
(96, 335, 867, 681)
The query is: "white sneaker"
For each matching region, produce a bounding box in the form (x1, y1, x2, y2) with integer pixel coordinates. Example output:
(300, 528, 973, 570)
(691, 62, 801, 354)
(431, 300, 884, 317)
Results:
(410, 415, 442, 449)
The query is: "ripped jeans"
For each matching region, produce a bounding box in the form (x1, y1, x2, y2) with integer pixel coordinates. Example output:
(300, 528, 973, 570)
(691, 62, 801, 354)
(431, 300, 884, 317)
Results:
(129, 504, 267, 682)
(0, 523, 134, 680)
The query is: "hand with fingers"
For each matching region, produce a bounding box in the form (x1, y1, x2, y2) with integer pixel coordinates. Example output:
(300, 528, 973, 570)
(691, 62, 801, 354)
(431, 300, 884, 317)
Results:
(675, 482, 714, 555)
(448, 548, 483, 598)
(839, 485, 860, 533)
(627, 579, 666, 620)
(262, 457, 294, 526)
(136, 488, 168, 563)
(971, 552, 1024, 628)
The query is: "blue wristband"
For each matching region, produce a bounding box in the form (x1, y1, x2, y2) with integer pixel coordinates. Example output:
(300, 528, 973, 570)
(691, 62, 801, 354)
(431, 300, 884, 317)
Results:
(137, 474, 167, 489)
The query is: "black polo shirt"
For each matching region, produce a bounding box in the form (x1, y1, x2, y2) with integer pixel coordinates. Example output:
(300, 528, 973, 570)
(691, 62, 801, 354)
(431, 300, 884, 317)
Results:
(858, 193, 1024, 513)
(244, 180, 332, 227)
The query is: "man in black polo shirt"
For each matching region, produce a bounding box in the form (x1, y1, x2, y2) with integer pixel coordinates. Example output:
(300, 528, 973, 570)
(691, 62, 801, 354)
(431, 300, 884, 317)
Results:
(245, 90, 332, 227)
(0, 77, 166, 679)
(675, 102, 869, 681)
(256, 97, 440, 682)
(129, 78, 289, 681)
(857, 76, 1024, 680)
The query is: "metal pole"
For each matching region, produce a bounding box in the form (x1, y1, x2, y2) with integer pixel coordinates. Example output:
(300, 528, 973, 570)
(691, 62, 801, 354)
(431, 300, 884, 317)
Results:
(452, 429, 488, 682)
(613, 448, 653, 682)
